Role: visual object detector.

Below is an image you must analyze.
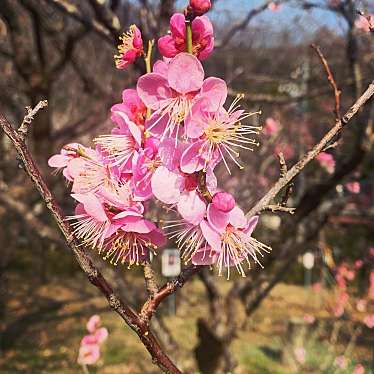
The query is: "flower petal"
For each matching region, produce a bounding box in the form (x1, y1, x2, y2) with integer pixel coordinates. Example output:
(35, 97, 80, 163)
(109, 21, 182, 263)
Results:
(200, 77, 227, 112)
(200, 220, 221, 252)
(151, 166, 183, 204)
(71, 193, 107, 222)
(207, 204, 229, 232)
(167, 53, 204, 94)
(243, 215, 259, 236)
(177, 191, 206, 225)
(137, 73, 172, 110)
(192, 246, 219, 265)
(228, 206, 247, 228)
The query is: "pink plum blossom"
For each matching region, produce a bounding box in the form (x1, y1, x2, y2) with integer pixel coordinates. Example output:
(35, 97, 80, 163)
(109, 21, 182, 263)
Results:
(316, 152, 335, 174)
(190, 211, 271, 278)
(334, 356, 347, 369)
(137, 53, 226, 140)
(303, 314, 315, 324)
(263, 117, 280, 136)
(369, 271, 374, 299)
(115, 25, 144, 69)
(87, 315, 101, 333)
(356, 299, 367, 313)
(212, 192, 235, 213)
(189, 0, 212, 16)
(268, 2, 282, 12)
(312, 282, 322, 293)
(158, 14, 214, 60)
(111, 88, 147, 128)
(294, 347, 306, 364)
(182, 95, 259, 174)
(364, 314, 374, 328)
(345, 181, 360, 194)
(355, 15, 374, 33)
(353, 364, 365, 374)
(152, 165, 217, 225)
(77, 343, 100, 366)
(48, 143, 83, 181)
(274, 143, 295, 161)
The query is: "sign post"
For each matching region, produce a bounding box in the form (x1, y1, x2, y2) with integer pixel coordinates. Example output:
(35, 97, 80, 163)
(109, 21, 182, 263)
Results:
(161, 249, 181, 315)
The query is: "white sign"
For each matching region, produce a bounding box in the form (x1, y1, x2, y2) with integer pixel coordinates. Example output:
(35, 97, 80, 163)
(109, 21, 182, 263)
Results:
(162, 249, 181, 277)
(303, 252, 315, 270)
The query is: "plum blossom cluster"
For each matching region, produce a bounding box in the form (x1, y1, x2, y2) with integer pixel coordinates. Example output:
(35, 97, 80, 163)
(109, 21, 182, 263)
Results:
(49, 0, 270, 278)
(77, 315, 108, 366)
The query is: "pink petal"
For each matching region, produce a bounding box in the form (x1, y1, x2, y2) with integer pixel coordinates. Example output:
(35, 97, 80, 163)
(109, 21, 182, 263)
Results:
(167, 53, 204, 94)
(170, 13, 186, 39)
(94, 327, 108, 344)
(207, 204, 229, 232)
(158, 35, 179, 58)
(153, 60, 169, 76)
(177, 191, 206, 225)
(137, 73, 172, 110)
(123, 218, 156, 234)
(228, 206, 247, 228)
(192, 15, 213, 40)
(151, 166, 183, 204)
(158, 139, 187, 171)
(86, 315, 101, 333)
(243, 216, 259, 236)
(71, 193, 107, 222)
(77, 344, 100, 366)
(180, 140, 205, 174)
(198, 36, 214, 60)
(145, 227, 167, 248)
(185, 98, 209, 139)
(48, 154, 70, 168)
(200, 77, 227, 112)
(145, 113, 170, 138)
(200, 220, 221, 252)
(192, 246, 219, 265)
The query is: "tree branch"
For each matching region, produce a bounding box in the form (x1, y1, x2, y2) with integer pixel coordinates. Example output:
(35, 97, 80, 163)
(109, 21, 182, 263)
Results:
(0, 106, 182, 374)
(246, 80, 374, 218)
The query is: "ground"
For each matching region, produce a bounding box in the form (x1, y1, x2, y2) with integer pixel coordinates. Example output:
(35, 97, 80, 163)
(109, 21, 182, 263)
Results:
(0, 273, 372, 374)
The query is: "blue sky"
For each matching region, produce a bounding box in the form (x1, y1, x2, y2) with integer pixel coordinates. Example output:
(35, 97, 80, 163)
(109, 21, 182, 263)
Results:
(176, 0, 350, 40)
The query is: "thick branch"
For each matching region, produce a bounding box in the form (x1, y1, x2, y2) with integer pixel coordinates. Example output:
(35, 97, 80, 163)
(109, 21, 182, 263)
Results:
(0, 110, 182, 374)
(246, 81, 374, 218)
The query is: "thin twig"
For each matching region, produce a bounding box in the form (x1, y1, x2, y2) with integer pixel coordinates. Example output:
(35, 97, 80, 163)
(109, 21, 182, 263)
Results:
(311, 44, 341, 121)
(18, 100, 48, 140)
(246, 81, 374, 218)
(263, 205, 296, 214)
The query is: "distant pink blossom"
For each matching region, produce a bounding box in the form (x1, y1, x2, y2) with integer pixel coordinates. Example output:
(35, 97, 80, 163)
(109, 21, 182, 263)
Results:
(77, 343, 100, 366)
(158, 14, 214, 60)
(274, 143, 294, 160)
(268, 2, 282, 12)
(356, 299, 367, 313)
(345, 181, 360, 194)
(364, 314, 374, 328)
(316, 152, 335, 174)
(312, 282, 322, 293)
(189, 0, 211, 15)
(115, 25, 144, 69)
(334, 356, 347, 369)
(263, 117, 280, 136)
(354, 259, 363, 269)
(303, 314, 315, 324)
(328, 0, 341, 8)
(369, 271, 374, 299)
(87, 315, 101, 334)
(353, 364, 365, 374)
(294, 347, 306, 364)
(355, 15, 374, 33)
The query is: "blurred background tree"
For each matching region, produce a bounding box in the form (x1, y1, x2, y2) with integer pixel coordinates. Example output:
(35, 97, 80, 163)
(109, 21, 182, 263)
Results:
(0, 0, 373, 373)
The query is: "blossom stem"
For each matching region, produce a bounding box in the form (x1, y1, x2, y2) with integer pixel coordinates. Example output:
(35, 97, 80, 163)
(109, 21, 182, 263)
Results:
(144, 39, 155, 119)
(185, 20, 193, 54)
(144, 39, 154, 74)
(82, 364, 90, 374)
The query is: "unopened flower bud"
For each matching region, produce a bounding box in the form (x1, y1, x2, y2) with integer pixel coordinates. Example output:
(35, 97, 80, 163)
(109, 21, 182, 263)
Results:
(212, 192, 235, 213)
(189, 0, 211, 16)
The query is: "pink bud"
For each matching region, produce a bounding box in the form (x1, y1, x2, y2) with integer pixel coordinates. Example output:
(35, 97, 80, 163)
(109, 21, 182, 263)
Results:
(212, 192, 235, 213)
(189, 0, 211, 16)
